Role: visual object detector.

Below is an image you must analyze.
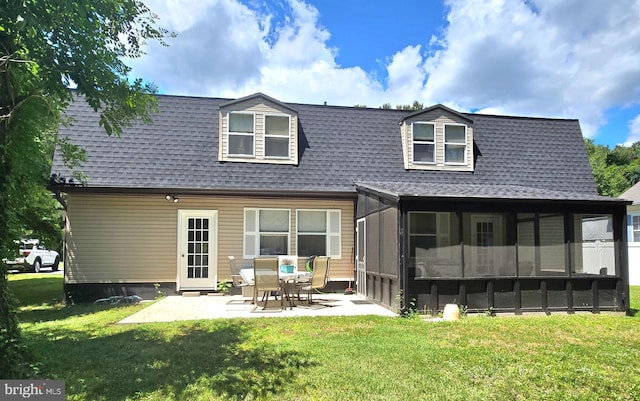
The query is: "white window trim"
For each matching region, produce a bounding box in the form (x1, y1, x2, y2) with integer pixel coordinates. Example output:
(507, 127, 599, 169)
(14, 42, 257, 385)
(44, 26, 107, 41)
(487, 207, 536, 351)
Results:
(264, 113, 291, 159)
(411, 122, 436, 165)
(632, 215, 640, 242)
(443, 123, 467, 165)
(295, 209, 342, 258)
(227, 112, 256, 158)
(243, 208, 291, 258)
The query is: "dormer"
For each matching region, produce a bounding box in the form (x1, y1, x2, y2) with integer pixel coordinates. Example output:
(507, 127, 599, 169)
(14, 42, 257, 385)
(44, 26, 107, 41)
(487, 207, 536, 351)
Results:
(400, 104, 474, 172)
(219, 93, 299, 165)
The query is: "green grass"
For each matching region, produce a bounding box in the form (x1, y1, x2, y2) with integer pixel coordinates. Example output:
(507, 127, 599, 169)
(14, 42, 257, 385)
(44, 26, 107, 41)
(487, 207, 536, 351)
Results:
(8, 273, 640, 401)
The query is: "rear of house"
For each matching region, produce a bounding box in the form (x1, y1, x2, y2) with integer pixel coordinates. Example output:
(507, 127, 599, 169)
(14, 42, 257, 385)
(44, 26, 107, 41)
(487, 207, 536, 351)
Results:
(51, 93, 630, 314)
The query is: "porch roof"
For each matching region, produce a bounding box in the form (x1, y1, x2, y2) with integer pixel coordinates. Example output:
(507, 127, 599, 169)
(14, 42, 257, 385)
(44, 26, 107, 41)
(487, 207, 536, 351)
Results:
(355, 181, 629, 204)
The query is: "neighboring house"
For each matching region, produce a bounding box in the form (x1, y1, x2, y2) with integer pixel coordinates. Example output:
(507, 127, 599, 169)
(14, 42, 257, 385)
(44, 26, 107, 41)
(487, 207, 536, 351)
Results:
(620, 182, 640, 285)
(50, 93, 630, 314)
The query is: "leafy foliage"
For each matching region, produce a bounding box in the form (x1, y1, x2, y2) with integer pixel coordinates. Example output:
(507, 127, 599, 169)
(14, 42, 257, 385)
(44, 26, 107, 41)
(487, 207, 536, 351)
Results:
(0, 0, 169, 378)
(395, 100, 425, 110)
(585, 138, 640, 196)
(0, 269, 38, 378)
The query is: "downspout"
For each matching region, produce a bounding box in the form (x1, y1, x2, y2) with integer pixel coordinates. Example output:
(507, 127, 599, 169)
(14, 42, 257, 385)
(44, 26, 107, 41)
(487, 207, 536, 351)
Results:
(52, 189, 67, 210)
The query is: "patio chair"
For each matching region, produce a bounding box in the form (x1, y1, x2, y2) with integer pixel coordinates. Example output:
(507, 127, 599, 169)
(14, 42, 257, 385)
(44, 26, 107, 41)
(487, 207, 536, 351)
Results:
(300, 256, 330, 304)
(253, 257, 283, 311)
(229, 256, 255, 302)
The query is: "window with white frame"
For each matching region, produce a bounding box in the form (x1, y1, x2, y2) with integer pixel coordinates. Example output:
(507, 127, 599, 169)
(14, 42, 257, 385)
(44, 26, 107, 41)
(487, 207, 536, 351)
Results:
(264, 115, 290, 158)
(296, 210, 341, 257)
(633, 215, 640, 242)
(228, 113, 255, 156)
(412, 122, 435, 163)
(444, 124, 466, 164)
(244, 209, 290, 257)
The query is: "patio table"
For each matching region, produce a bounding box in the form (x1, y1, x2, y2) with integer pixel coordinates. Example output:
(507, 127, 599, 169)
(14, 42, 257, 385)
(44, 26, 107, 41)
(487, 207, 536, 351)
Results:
(279, 271, 312, 309)
(240, 268, 312, 309)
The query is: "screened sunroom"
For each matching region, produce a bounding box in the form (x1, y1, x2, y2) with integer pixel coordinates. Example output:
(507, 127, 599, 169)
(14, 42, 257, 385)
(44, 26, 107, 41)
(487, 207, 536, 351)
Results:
(355, 182, 630, 315)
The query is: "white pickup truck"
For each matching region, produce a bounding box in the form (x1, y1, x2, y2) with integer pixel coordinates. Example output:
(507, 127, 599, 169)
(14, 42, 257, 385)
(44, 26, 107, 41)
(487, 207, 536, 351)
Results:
(3, 239, 60, 273)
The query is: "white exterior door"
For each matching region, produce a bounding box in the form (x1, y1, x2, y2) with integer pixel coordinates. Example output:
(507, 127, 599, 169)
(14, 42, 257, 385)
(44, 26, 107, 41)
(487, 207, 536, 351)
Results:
(356, 218, 367, 296)
(471, 215, 503, 273)
(178, 210, 218, 290)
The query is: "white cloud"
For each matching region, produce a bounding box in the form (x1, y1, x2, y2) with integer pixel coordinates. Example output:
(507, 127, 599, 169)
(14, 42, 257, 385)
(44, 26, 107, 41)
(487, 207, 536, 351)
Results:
(132, 0, 269, 95)
(130, 0, 640, 141)
(625, 114, 640, 145)
(385, 45, 427, 104)
(424, 0, 640, 139)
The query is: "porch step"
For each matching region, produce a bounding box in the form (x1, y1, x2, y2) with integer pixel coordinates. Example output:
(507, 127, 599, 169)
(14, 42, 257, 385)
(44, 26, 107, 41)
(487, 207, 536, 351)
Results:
(181, 291, 201, 297)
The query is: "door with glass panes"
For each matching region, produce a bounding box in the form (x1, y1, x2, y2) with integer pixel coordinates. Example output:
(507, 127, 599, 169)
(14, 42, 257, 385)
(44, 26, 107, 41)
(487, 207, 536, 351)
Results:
(178, 210, 218, 290)
(356, 218, 366, 296)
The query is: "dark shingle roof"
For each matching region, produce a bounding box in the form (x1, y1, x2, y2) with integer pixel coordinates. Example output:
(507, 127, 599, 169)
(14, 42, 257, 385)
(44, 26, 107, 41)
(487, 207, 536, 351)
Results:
(356, 181, 619, 202)
(52, 93, 603, 201)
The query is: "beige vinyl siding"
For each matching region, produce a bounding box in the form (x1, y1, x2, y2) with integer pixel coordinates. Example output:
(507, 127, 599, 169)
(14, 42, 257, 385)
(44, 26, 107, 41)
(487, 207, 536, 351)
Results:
(65, 193, 354, 285)
(220, 98, 298, 165)
(403, 109, 474, 172)
(400, 122, 409, 169)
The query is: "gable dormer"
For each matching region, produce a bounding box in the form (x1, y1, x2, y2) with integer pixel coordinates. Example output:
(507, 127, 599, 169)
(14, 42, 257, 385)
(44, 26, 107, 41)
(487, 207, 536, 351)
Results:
(400, 104, 474, 172)
(219, 93, 298, 165)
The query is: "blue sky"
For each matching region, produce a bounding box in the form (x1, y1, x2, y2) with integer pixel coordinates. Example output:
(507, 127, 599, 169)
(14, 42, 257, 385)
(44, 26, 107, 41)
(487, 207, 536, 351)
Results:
(129, 0, 640, 148)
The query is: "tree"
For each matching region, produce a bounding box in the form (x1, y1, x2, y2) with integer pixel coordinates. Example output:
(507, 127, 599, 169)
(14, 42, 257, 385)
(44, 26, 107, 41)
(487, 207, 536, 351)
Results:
(0, 0, 169, 378)
(396, 100, 424, 111)
(584, 138, 640, 197)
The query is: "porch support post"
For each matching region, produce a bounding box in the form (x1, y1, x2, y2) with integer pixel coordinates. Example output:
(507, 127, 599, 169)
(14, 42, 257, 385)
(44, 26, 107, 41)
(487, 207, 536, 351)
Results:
(592, 279, 600, 313)
(399, 201, 409, 313)
(615, 207, 629, 312)
(459, 281, 466, 307)
(566, 280, 574, 313)
(514, 280, 522, 315)
(487, 281, 494, 311)
(430, 282, 438, 315)
(541, 280, 548, 312)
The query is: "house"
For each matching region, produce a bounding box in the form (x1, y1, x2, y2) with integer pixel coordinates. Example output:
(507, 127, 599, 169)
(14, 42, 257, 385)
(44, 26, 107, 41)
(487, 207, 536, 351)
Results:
(620, 182, 640, 285)
(50, 93, 630, 314)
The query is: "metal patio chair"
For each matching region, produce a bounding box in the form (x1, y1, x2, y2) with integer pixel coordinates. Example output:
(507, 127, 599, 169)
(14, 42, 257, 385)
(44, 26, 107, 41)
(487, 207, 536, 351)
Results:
(299, 256, 330, 304)
(253, 257, 283, 311)
(229, 256, 255, 302)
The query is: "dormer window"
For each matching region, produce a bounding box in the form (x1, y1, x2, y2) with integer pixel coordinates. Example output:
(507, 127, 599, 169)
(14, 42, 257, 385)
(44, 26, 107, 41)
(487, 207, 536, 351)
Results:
(219, 93, 299, 165)
(264, 115, 290, 158)
(444, 124, 467, 164)
(400, 104, 474, 172)
(412, 122, 435, 164)
(228, 112, 255, 157)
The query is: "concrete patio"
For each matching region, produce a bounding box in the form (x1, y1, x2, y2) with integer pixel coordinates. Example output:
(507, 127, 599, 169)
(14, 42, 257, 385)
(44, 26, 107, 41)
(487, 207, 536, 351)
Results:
(118, 292, 397, 324)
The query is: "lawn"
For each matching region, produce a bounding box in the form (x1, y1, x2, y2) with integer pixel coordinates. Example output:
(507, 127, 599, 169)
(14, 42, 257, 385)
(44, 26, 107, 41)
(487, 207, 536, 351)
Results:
(8, 273, 640, 401)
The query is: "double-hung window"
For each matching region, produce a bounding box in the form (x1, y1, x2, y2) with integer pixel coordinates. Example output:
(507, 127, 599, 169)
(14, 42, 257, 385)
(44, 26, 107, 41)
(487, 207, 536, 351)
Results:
(412, 122, 435, 163)
(228, 113, 255, 157)
(244, 209, 290, 257)
(264, 115, 290, 158)
(297, 210, 341, 257)
(633, 215, 640, 242)
(444, 124, 467, 164)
